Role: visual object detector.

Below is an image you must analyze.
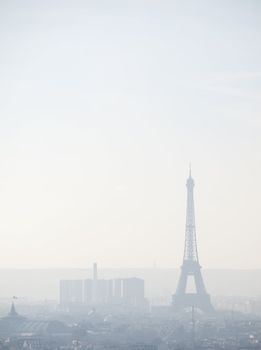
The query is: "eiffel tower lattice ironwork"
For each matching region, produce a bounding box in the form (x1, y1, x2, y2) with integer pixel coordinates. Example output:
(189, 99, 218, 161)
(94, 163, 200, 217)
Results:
(172, 167, 214, 313)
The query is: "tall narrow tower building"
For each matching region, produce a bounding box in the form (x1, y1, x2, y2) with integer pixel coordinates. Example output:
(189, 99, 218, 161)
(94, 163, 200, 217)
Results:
(172, 168, 214, 313)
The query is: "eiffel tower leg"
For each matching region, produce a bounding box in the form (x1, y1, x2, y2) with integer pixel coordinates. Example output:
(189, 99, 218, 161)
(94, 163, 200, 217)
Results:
(176, 267, 188, 295)
(173, 262, 215, 314)
(194, 269, 207, 294)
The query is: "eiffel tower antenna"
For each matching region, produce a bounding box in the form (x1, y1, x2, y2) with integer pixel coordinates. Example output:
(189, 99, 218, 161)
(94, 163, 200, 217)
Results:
(172, 169, 214, 313)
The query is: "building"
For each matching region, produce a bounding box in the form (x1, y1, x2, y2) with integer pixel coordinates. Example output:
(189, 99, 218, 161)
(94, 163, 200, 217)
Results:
(60, 264, 145, 307)
(114, 278, 145, 306)
(60, 279, 83, 305)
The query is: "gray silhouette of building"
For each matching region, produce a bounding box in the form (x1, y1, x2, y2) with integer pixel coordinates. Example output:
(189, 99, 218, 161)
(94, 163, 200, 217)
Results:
(60, 264, 145, 307)
(172, 168, 214, 313)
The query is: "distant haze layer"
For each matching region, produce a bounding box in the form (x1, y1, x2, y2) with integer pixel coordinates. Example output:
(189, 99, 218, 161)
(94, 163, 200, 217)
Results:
(0, 268, 260, 301)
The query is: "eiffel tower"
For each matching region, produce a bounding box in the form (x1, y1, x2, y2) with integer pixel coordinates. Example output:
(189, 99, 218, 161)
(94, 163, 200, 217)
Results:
(172, 167, 214, 313)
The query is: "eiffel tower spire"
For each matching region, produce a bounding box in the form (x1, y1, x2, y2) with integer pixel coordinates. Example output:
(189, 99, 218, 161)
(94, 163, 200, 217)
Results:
(172, 168, 214, 313)
(183, 166, 199, 263)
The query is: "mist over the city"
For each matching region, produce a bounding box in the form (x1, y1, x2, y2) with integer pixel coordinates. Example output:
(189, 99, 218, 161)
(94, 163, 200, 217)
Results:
(0, 1, 261, 350)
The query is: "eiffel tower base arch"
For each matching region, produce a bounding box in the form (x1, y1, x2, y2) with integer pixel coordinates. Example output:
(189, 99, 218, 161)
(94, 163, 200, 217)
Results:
(172, 261, 215, 314)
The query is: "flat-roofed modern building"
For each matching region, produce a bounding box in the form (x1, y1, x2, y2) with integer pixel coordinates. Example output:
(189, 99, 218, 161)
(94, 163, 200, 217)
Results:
(60, 264, 145, 307)
(60, 279, 83, 305)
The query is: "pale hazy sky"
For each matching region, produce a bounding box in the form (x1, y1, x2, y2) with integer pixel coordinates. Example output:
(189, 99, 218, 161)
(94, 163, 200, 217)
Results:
(0, 0, 260, 269)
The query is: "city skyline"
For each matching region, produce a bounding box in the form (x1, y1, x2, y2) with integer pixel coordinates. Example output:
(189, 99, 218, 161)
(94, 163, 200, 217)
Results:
(1, 2, 261, 350)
